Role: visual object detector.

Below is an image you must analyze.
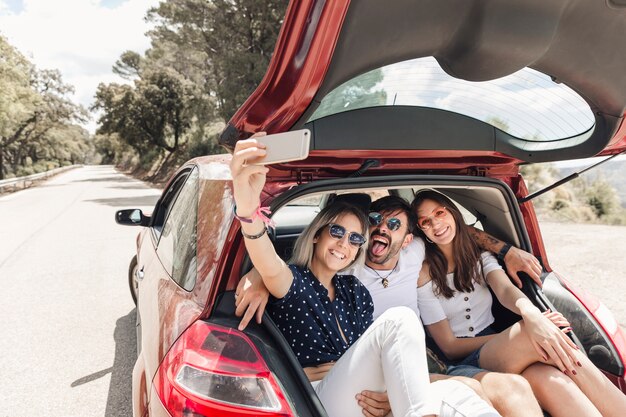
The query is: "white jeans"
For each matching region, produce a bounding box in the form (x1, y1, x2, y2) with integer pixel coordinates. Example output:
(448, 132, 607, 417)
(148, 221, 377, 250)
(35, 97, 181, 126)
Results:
(312, 307, 500, 417)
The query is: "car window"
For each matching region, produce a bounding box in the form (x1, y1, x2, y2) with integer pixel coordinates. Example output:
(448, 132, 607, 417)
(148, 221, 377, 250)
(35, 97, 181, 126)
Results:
(309, 56, 594, 142)
(156, 167, 199, 291)
(151, 170, 193, 239)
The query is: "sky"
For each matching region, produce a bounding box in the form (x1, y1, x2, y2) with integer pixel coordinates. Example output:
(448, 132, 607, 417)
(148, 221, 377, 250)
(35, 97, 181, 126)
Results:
(0, 0, 160, 132)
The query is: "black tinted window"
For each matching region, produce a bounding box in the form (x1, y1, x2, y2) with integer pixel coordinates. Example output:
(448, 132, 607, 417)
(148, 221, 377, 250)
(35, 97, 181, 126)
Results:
(152, 172, 190, 239)
(156, 167, 198, 290)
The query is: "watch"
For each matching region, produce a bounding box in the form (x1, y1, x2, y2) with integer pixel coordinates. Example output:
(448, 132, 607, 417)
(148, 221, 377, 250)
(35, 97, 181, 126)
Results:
(497, 243, 512, 262)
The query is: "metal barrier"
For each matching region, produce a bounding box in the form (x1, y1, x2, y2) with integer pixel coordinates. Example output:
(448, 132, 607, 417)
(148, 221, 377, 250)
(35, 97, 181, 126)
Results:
(0, 165, 82, 194)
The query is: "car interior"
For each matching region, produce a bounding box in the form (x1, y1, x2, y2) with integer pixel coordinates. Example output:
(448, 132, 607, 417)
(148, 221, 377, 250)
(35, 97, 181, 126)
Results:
(233, 176, 543, 357)
(263, 176, 620, 362)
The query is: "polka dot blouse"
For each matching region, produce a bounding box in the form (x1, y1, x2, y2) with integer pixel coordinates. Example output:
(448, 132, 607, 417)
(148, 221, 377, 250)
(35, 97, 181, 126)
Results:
(268, 264, 374, 367)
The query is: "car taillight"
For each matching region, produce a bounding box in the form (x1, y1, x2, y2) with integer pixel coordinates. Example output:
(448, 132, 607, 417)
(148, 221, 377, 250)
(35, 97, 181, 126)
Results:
(154, 321, 295, 416)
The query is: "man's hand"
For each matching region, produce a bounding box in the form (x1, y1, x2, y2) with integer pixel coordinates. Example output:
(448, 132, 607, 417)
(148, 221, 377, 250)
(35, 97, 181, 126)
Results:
(504, 246, 543, 288)
(356, 390, 391, 417)
(235, 268, 270, 330)
(468, 227, 542, 288)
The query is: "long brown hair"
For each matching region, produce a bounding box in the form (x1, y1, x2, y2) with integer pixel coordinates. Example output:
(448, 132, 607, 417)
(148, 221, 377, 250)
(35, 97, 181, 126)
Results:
(411, 190, 484, 299)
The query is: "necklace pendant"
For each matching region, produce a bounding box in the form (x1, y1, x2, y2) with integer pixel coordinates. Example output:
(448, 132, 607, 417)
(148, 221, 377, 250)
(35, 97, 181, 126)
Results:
(382, 278, 389, 288)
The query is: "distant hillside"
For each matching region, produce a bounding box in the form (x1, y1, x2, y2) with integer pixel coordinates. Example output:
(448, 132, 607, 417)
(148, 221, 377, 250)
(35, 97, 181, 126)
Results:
(558, 160, 626, 208)
(521, 159, 626, 225)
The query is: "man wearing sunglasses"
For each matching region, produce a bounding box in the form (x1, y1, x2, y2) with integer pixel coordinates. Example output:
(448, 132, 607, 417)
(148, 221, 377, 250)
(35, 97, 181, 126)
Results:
(235, 194, 544, 417)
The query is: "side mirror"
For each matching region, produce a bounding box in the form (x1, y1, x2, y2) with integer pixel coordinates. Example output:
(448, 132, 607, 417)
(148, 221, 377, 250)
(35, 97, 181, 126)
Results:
(116, 209, 151, 226)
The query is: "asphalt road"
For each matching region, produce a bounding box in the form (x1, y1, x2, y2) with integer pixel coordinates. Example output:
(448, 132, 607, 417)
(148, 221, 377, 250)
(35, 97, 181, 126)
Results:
(0, 166, 160, 417)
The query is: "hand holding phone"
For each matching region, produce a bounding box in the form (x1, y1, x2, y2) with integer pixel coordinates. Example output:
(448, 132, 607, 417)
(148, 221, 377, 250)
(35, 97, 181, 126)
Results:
(248, 129, 310, 165)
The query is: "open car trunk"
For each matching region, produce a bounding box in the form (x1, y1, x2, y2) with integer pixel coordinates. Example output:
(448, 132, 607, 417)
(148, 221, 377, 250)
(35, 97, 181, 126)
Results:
(212, 173, 625, 416)
(220, 0, 626, 167)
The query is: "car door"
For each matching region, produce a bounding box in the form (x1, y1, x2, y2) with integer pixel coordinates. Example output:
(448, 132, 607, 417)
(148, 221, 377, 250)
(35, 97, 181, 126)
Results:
(136, 165, 202, 403)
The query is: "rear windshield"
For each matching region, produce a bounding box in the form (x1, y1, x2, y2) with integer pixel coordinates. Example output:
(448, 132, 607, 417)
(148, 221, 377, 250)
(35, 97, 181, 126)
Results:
(309, 57, 594, 142)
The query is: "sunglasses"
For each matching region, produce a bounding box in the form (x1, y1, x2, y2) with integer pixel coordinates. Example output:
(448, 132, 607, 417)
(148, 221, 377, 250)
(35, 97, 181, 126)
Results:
(417, 206, 448, 230)
(368, 212, 402, 231)
(327, 224, 367, 248)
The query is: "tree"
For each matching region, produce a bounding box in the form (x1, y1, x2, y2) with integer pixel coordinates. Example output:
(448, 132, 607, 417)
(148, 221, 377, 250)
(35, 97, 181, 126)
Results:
(0, 36, 37, 178)
(485, 116, 510, 133)
(145, 0, 288, 121)
(112, 51, 143, 80)
(1, 36, 87, 179)
(94, 0, 289, 169)
(93, 69, 192, 155)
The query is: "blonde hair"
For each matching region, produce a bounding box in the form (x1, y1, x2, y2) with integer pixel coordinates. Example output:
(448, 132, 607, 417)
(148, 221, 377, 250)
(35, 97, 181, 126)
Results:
(289, 202, 369, 271)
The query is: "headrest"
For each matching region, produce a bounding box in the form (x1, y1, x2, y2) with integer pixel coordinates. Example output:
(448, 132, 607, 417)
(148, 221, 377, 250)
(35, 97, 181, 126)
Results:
(327, 193, 371, 214)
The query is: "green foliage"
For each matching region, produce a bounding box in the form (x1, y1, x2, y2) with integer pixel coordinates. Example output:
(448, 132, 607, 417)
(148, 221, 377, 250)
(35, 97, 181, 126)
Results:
(112, 51, 142, 80)
(94, 0, 289, 176)
(582, 176, 621, 218)
(93, 68, 193, 154)
(146, 0, 288, 120)
(0, 35, 90, 179)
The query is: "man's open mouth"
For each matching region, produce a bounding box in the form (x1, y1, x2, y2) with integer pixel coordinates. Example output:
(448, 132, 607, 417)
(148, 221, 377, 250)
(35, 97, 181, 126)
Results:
(370, 234, 390, 256)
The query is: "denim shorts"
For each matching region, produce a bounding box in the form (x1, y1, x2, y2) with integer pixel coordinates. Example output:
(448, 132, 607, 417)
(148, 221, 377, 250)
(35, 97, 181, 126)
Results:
(445, 327, 496, 378)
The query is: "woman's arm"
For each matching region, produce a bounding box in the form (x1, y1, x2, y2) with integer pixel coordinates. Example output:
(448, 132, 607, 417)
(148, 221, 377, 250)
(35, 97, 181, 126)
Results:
(486, 267, 580, 373)
(426, 320, 496, 360)
(230, 136, 293, 298)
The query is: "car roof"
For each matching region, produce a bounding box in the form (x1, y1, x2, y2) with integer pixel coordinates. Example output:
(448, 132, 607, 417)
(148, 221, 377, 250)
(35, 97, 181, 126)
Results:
(221, 0, 626, 164)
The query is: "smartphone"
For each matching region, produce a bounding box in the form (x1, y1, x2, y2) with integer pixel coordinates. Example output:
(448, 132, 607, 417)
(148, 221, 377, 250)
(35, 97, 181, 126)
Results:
(249, 129, 311, 165)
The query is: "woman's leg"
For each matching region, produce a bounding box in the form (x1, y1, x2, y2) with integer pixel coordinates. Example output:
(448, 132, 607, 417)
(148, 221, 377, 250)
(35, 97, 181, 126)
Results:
(477, 321, 551, 373)
(314, 307, 431, 417)
(473, 371, 543, 417)
(521, 363, 601, 417)
(314, 307, 497, 417)
(477, 322, 626, 417)
(563, 354, 626, 417)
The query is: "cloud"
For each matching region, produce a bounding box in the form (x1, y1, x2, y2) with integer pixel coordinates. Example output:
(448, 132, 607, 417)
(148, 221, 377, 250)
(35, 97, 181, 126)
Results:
(380, 57, 594, 140)
(0, 0, 160, 132)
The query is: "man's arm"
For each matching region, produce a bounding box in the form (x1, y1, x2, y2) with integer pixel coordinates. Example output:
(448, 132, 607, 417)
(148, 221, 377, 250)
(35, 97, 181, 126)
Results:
(235, 268, 270, 330)
(467, 227, 543, 288)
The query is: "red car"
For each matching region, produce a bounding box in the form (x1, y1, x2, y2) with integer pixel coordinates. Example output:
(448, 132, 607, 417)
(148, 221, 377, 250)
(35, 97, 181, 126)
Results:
(116, 1, 626, 416)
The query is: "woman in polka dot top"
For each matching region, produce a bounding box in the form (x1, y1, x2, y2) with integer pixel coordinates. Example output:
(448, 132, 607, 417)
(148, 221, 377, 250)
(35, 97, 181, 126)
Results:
(230, 136, 489, 417)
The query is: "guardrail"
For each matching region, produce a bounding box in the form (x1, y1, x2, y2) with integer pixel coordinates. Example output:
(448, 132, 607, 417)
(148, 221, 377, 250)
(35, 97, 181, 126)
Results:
(0, 165, 82, 194)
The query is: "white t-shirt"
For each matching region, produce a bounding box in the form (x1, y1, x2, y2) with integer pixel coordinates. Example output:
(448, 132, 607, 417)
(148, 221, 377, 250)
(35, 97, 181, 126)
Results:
(418, 252, 502, 337)
(347, 239, 446, 324)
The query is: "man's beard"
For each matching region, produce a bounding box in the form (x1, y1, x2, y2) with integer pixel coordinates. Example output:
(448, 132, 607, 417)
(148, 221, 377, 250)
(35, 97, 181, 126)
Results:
(367, 235, 403, 266)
